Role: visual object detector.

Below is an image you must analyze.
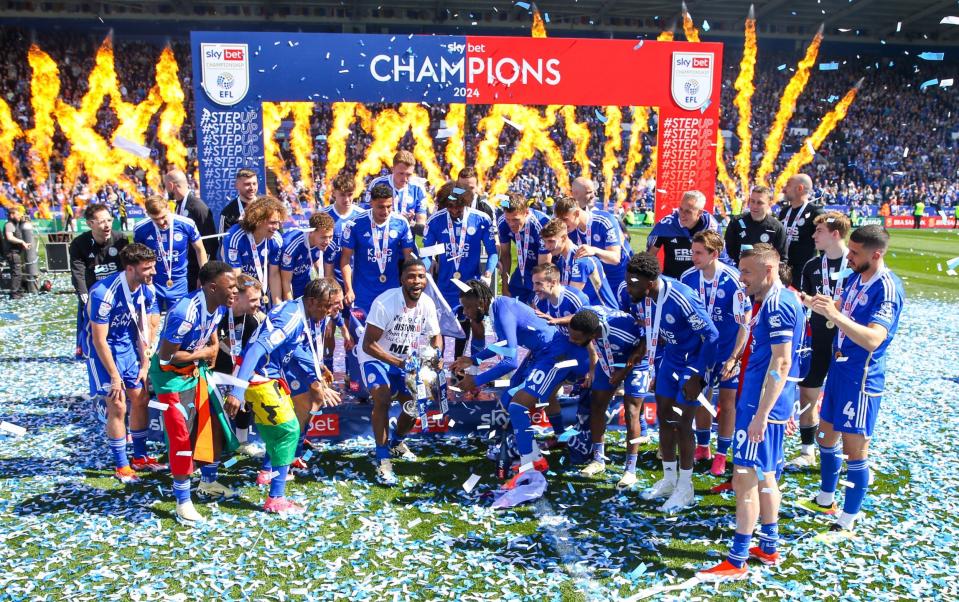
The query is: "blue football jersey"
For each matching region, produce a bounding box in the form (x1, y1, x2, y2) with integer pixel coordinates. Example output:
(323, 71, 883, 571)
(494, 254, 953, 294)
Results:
(534, 285, 589, 330)
(340, 212, 415, 313)
(133, 214, 200, 296)
(552, 244, 618, 308)
(220, 224, 283, 291)
(568, 209, 630, 291)
(159, 288, 226, 353)
(321, 204, 365, 284)
(280, 229, 323, 298)
(739, 285, 805, 421)
(86, 272, 159, 353)
(472, 296, 560, 386)
(832, 268, 905, 392)
(242, 299, 323, 380)
(680, 263, 748, 362)
(496, 209, 550, 291)
(630, 276, 719, 375)
(582, 304, 649, 372)
(423, 208, 497, 307)
(364, 174, 428, 216)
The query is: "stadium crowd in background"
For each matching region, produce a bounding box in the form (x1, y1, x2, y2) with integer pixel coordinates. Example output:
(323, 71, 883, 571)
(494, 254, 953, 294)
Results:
(0, 28, 956, 223)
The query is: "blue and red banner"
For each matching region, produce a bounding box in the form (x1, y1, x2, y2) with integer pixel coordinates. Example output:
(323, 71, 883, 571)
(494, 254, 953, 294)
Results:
(191, 32, 723, 221)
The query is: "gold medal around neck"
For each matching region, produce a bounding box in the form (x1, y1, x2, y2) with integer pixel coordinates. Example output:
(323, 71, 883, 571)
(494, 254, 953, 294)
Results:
(379, 274, 387, 283)
(834, 350, 843, 360)
(453, 271, 461, 280)
(166, 279, 173, 288)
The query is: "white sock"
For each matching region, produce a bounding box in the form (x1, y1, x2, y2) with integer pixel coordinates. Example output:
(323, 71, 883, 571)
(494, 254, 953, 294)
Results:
(836, 510, 859, 530)
(592, 442, 605, 463)
(678, 468, 694, 488)
(800, 443, 815, 456)
(662, 460, 678, 480)
(816, 490, 835, 506)
(235, 428, 249, 443)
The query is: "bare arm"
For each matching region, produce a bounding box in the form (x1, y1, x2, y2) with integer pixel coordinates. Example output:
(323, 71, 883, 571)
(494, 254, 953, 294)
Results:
(340, 247, 355, 304)
(91, 322, 123, 391)
(362, 323, 404, 369)
(268, 265, 283, 305)
(279, 268, 294, 301)
(806, 294, 888, 352)
(747, 342, 791, 442)
(192, 239, 208, 267)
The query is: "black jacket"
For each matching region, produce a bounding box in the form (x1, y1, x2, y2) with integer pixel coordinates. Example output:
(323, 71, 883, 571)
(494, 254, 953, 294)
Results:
(174, 191, 217, 289)
(68, 231, 129, 300)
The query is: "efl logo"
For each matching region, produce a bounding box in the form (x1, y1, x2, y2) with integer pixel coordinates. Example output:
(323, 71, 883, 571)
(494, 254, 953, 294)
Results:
(224, 48, 245, 61)
(307, 414, 340, 437)
(692, 57, 710, 68)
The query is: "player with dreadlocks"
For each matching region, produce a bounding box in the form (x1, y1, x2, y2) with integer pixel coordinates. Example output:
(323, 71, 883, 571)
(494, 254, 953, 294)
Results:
(451, 280, 600, 486)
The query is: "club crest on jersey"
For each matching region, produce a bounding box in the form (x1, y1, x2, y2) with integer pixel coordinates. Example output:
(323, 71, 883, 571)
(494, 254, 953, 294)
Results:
(108, 247, 118, 256)
(760, 233, 770, 242)
(468, 226, 477, 236)
(665, 313, 676, 324)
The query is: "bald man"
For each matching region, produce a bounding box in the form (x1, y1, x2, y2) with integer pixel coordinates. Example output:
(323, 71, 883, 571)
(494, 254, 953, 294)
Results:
(164, 169, 216, 290)
(571, 177, 598, 210)
(777, 174, 823, 289)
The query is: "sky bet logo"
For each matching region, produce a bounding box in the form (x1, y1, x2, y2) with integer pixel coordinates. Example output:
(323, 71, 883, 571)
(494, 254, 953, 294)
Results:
(204, 47, 244, 61)
(675, 56, 710, 69)
(445, 42, 465, 54)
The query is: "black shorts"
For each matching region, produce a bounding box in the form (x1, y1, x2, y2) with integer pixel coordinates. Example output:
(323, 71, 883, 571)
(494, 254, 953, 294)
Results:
(799, 330, 833, 389)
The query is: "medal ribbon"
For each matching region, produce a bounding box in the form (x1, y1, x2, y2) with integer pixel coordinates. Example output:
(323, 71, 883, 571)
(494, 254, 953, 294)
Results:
(639, 279, 669, 381)
(371, 221, 389, 278)
(836, 268, 886, 352)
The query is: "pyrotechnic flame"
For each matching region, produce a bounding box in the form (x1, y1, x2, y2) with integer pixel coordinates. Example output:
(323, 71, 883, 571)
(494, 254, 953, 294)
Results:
(601, 106, 623, 206)
(773, 81, 861, 195)
(352, 103, 446, 194)
(755, 24, 824, 186)
(616, 106, 650, 203)
(287, 102, 315, 197)
(715, 131, 740, 213)
(443, 103, 466, 180)
(155, 46, 187, 171)
(57, 36, 162, 200)
(323, 102, 372, 196)
(487, 105, 570, 197)
(263, 101, 325, 204)
(0, 98, 23, 183)
(26, 45, 59, 186)
(474, 105, 509, 188)
(531, 5, 548, 38)
(549, 105, 591, 180)
(681, 2, 701, 42)
(733, 9, 757, 200)
(22, 36, 187, 204)
(261, 102, 294, 195)
(642, 30, 675, 180)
